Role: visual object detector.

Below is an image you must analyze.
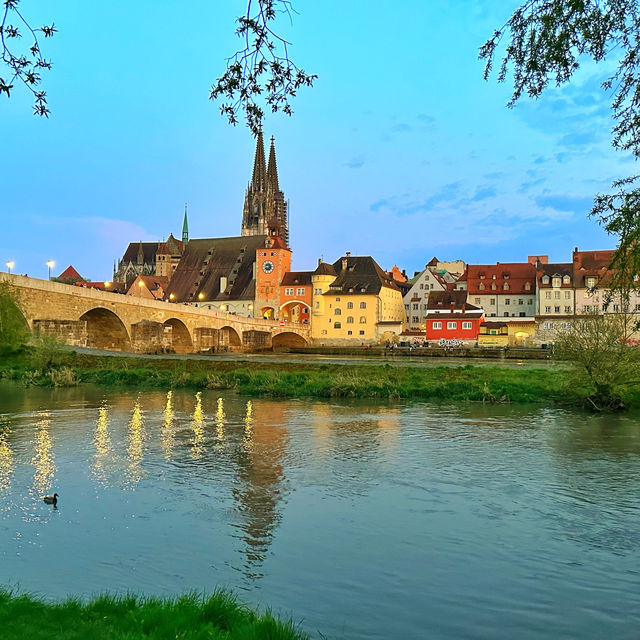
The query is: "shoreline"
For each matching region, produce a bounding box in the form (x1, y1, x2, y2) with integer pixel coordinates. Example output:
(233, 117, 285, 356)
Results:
(0, 347, 609, 408)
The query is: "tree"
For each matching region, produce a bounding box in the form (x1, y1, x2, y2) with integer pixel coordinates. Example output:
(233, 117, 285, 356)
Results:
(0, 279, 28, 353)
(554, 313, 640, 410)
(1, 0, 313, 135)
(481, 0, 640, 295)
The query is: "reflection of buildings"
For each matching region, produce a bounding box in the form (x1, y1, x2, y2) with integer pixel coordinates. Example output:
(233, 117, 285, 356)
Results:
(231, 399, 288, 578)
(0, 423, 14, 493)
(31, 411, 56, 497)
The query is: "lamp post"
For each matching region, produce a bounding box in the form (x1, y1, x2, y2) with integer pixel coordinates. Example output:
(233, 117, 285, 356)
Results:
(46, 260, 55, 280)
(5, 260, 14, 274)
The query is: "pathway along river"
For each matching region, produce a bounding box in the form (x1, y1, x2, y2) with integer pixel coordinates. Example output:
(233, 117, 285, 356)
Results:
(0, 382, 639, 639)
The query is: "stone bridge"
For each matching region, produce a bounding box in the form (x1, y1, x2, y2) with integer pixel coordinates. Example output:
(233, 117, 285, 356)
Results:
(2, 274, 310, 353)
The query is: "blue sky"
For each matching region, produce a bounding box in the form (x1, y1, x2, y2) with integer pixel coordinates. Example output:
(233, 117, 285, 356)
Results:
(0, 0, 633, 280)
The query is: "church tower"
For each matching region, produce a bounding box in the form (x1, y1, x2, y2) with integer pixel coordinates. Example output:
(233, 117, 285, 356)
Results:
(242, 132, 289, 246)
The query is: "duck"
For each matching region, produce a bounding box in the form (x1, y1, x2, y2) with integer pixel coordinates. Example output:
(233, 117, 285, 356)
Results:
(43, 493, 58, 507)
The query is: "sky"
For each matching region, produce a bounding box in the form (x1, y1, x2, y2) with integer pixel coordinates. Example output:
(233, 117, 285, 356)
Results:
(0, 0, 634, 280)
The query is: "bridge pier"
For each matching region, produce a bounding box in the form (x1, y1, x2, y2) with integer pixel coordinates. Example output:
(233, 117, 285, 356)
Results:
(33, 319, 88, 347)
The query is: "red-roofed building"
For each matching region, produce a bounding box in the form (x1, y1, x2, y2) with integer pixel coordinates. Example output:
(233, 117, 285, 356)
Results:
(127, 274, 169, 301)
(280, 271, 312, 323)
(425, 291, 484, 344)
(55, 265, 84, 284)
(467, 262, 536, 318)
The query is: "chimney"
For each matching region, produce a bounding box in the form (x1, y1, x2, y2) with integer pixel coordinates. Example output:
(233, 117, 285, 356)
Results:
(346, 251, 351, 257)
(318, 258, 322, 266)
(342, 257, 348, 271)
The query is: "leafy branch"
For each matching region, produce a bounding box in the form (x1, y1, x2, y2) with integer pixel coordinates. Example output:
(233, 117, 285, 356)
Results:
(481, 0, 640, 293)
(1, 0, 56, 116)
(210, 0, 316, 135)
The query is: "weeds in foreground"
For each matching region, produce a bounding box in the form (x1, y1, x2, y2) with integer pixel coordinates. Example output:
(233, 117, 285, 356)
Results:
(0, 589, 308, 640)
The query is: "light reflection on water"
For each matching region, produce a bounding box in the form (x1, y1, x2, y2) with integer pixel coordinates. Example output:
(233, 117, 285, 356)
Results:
(0, 383, 639, 640)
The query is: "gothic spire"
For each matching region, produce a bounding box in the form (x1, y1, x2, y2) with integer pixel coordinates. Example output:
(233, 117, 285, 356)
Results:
(182, 203, 189, 244)
(267, 136, 280, 192)
(251, 130, 267, 191)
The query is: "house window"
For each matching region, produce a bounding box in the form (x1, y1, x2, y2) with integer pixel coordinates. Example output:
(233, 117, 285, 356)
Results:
(504, 312, 509, 317)
(285, 288, 293, 295)
(314, 288, 322, 295)
(360, 302, 367, 309)
(347, 316, 354, 323)
(593, 305, 599, 313)
(420, 284, 424, 289)
(584, 305, 591, 312)
(447, 321, 457, 329)
(321, 329, 327, 335)
(433, 321, 442, 329)
(517, 299, 523, 305)
(613, 304, 620, 312)
(359, 316, 367, 324)
(405, 304, 409, 310)
(335, 297, 341, 302)
(586, 277, 597, 288)
(413, 303, 418, 310)
(412, 316, 419, 323)
(314, 301, 319, 309)
(505, 299, 510, 305)
(462, 321, 472, 330)
(519, 312, 525, 317)
(334, 322, 341, 329)
(528, 299, 533, 305)
(474, 298, 480, 305)
(347, 330, 353, 335)
(564, 306, 571, 313)
(545, 292, 551, 299)
(335, 308, 341, 315)
(270, 252, 276, 256)
(430, 283, 434, 290)
(545, 306, 551, 313)
(543, 322, 554, 329)
(347, 301, 354, 309)
(296, 288, 305, 295)
(490, 298, 495, 305)
(554, 291, 561, 299)
(554, 306, 560, 313)
(561, 322, 570, 329)
(359, 330, 365, 335)
(565, 291, 571, 299)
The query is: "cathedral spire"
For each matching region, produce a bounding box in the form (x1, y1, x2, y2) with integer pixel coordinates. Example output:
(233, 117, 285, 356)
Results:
(251, 130, 267, 191)
(182, 203, 189, 244)
(267, 136, 279, 192)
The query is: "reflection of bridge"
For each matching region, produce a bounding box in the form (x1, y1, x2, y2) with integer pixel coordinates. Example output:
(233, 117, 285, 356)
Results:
(3, 274, 309, 352)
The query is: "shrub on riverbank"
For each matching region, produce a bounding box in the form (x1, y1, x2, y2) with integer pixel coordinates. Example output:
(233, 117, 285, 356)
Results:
(0, 589, 307, 640)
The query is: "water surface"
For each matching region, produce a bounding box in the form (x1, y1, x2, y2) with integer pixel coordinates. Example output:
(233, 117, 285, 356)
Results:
(0, 382, 638, 639)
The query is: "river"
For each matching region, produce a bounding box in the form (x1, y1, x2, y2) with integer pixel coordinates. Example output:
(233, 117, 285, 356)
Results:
(0, 382, 639, 639)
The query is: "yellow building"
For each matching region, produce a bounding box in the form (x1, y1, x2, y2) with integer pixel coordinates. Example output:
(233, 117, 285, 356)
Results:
(311, 254, 405, 345)
(478, 319, 536, 347)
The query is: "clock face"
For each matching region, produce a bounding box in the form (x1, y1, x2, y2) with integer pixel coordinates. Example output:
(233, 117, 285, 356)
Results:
(262, 260, 274, 274)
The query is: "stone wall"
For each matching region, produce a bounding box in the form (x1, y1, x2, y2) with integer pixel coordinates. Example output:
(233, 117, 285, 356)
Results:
(33, 319, 88, 347)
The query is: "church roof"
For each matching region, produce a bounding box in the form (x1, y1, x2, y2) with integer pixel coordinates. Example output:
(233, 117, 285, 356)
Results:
(121, 242, 159, 264)
(166, 235, 267, 303)
(57, 265, 83, 280)
(157, 234, 185, 255)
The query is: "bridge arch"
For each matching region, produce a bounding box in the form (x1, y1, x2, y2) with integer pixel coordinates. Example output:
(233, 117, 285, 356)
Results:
(164, 318, 193, 353)
(220, 325, 242, 349)
(272, 331, 308, 348)
(79, 307, 130, 351)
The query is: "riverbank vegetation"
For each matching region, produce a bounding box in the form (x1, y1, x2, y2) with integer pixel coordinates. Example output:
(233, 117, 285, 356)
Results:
(0, 589, 307, 640)
(3, 343, 638, 409)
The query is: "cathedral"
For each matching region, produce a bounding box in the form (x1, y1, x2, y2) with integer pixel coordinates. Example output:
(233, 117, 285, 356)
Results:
(241, 132, 289, 246)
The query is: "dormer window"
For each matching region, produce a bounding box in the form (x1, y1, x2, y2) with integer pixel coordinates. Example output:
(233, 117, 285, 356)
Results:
(478, 283, 485, 291)
(479, 274, 485, 280)
(586, 277, 597, 289)
(552, 277, 561, 288)
(542, 275, 550, 284)
(525, 282, 531, 291)
(491, 283, 497, 290)
(563, 275, 571, 284)
(503, 283, 509, 290)
(503, 273, 510, 279)
(492, 274, 497, 279)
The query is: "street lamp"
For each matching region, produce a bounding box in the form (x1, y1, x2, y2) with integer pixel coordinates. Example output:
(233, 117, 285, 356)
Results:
(5, 260, 14, 274)
(46, 260, 55, 280)
(198, 292, 205, 301)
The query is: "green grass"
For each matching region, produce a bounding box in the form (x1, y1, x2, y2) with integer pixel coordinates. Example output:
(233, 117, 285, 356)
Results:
(2, 346, 639, 409)
(0, 589, 308, 640)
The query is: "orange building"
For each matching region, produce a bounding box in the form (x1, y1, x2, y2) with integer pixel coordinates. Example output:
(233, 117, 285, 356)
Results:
(279, 272, 312, 323)
(255, 229, 291, 319)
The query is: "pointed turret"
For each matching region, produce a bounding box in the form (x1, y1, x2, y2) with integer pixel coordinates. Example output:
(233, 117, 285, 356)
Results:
(267, 136, 279, 192)
(182, 204, 189, 244)
(251, 130, 267, 191)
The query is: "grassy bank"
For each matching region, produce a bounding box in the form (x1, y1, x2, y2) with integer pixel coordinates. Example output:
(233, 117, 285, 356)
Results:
(0, 345, 622, 408)
(0, 589, 306, 640)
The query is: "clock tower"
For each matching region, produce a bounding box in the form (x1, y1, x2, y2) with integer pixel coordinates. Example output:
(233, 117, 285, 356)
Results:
(255, 221, 291, 319)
